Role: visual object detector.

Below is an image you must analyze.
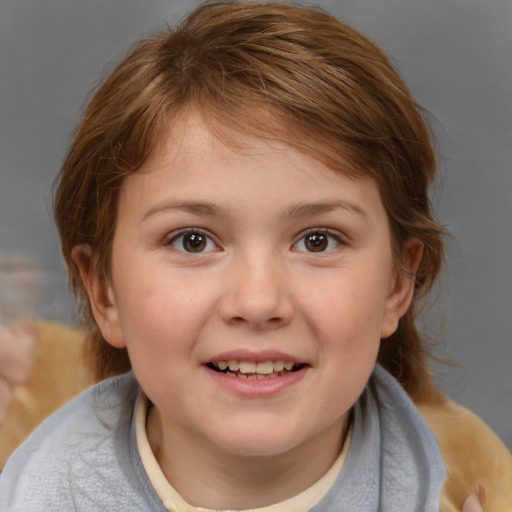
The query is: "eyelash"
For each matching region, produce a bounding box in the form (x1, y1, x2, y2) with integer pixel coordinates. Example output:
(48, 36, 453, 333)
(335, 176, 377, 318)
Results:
(165, 228, 345, 254)
(292, 229, 344, 253)
(166, 228, 219, 254)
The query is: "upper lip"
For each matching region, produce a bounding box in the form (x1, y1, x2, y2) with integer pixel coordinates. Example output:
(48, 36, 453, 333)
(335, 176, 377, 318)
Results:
(204, 349, 305, 364)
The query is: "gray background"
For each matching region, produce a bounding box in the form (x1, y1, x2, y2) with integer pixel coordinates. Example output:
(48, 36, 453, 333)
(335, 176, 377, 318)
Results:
(0, 0, 510, 449)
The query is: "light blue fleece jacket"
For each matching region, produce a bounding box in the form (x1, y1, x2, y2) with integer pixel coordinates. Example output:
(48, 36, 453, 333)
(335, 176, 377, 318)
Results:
(0, 365, 446, 511)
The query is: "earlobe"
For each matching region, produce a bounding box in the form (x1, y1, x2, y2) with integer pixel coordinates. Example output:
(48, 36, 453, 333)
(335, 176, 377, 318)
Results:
(380, 238, 424, 338)
(71, 244, 126, 349)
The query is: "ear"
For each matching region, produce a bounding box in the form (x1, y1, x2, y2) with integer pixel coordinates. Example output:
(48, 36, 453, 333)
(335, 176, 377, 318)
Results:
(380, 238, 424, 339)
(71, 244, 126, 349)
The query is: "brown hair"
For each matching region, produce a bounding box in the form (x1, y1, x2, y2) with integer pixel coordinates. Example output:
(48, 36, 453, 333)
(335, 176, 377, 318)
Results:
(54, 0, 446, 401)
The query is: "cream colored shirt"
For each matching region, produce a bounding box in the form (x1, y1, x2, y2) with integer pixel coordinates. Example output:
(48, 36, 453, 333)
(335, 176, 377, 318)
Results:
(135, 395, 352, 512)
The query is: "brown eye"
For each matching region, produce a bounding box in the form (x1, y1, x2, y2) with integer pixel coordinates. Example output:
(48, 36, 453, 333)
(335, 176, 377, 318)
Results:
(183, 233, 206, 252)
(293, 230, 341, 253)
(304, 233, 328, 252)
(170, 231, 217, 253)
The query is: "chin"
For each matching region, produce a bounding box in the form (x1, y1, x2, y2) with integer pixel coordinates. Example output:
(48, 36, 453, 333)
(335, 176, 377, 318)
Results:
(207, 421, 307, 458)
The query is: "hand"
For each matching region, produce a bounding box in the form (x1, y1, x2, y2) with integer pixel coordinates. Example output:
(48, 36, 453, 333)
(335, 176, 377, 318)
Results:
(0, 322, 36, 423)
(462, 490, 484, 512)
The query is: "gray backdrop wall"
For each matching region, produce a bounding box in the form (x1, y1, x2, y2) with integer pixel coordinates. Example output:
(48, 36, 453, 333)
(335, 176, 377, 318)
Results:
(1, 0, 511, 449)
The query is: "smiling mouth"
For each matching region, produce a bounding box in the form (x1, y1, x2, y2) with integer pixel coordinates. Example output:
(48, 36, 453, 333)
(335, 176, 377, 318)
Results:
(206, 360, 306, 380)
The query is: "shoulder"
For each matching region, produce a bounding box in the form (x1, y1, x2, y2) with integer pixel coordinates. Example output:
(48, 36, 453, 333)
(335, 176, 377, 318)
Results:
(0, 372, 141, 510)
(417, 398, 512, 511)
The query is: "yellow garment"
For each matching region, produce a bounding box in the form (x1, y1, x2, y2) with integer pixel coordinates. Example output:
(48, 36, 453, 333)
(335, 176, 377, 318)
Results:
(418, 399, 512, 511)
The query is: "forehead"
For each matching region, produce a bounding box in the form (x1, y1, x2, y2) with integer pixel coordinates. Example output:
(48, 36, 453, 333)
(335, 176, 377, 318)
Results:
(150, 104, 367, 174)
(142, 110, 362, 183)
(117, 113, 387, 232)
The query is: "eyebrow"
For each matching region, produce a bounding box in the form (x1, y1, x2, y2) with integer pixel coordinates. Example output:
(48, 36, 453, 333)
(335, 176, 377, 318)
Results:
(141, 198, 369, 223)
(141, 200, 219, 222)
(281, 199, 369, 222)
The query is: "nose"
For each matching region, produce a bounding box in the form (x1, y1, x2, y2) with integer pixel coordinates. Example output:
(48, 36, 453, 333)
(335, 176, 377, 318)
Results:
(218, 251, 294, 330)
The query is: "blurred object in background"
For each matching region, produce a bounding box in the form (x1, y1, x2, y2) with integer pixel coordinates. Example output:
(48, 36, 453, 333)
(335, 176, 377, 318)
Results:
(0, 321, 93, 468)
(0, 253, 40, 424)
(0, 252, 92, 467)
(0, 256, 38, 324)
(0, 252, 74, 326)
(0, 322, 36, 423)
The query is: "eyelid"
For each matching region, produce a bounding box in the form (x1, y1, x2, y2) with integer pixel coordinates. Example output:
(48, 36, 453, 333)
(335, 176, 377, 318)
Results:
(296, 227, 345, 242)
(291, 228, 345, 253)
(165, 228, 220, 252)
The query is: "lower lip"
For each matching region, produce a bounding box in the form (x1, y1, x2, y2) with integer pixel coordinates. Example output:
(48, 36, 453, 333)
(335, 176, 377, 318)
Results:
(203, 365, 309, 397)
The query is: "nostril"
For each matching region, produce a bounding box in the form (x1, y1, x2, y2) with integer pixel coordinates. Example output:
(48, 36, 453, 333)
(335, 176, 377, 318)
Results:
(229, 315, 286, 327)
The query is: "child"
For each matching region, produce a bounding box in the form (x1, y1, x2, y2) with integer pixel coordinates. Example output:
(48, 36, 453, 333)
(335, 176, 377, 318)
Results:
(0, 1, 510, 510)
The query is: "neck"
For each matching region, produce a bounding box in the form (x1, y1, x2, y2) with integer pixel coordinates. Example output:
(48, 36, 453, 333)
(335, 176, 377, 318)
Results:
(147, 406, 349, 510)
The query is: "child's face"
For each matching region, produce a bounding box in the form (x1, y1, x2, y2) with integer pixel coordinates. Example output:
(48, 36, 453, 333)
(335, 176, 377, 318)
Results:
(82, 114, 417, 460)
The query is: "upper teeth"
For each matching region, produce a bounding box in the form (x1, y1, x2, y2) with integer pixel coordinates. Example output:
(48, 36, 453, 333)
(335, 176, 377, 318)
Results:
(215, 360, 295, 374)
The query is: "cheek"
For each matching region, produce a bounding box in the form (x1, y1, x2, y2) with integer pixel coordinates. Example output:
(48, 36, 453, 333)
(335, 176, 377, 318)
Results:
(312, 284, 385, 414)
(115, 272, 220, 360)
(116, 287, 199, 399)
(304, 270, 390, 346)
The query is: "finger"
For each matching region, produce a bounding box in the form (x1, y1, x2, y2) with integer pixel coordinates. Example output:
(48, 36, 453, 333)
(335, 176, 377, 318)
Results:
(462, 492, 483, 512)
(0, 376, 14, 424)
